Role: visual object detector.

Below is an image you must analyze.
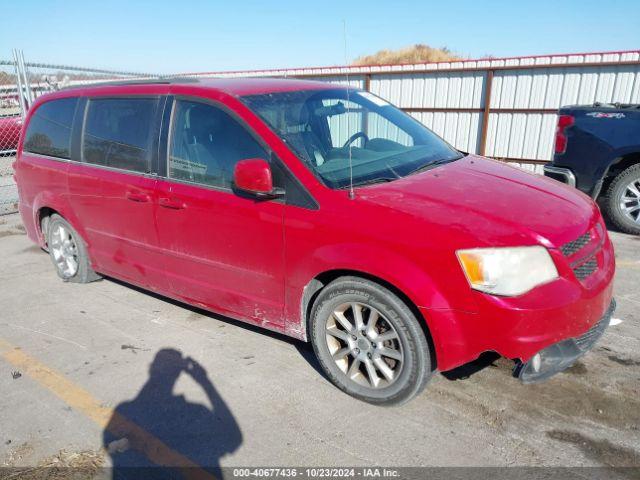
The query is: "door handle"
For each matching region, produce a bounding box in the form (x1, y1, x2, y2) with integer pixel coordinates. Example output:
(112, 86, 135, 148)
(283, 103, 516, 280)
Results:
(159, 197, 186, 210)
(126, 191, 150, 203)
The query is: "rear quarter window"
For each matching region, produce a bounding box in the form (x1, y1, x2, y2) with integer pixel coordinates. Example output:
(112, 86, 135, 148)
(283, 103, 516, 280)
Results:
(24, 97, 78, 159)
(82, 97, 159, 173)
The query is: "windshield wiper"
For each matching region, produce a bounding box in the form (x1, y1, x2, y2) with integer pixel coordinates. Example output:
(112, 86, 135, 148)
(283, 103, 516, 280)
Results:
(347, 177, 395, 188)
(405, 155, 464, 177)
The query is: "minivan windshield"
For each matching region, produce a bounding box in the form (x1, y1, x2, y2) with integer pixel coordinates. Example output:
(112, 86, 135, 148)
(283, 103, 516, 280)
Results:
(242, 88, 463, 189)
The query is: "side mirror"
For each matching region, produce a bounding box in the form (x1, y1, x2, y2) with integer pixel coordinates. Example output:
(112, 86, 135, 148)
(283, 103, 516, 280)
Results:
(233, 158, 284, 198)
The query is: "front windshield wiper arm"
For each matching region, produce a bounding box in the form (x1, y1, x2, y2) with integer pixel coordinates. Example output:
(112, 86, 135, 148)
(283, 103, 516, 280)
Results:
(405, 155, 464, 177)
(346, 177, 396, 188)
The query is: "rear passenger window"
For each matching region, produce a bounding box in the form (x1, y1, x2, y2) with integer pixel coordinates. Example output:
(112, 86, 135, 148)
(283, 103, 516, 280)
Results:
(82, 98, 158, 173)
(24, 98, 78, 159)
(168, 100, 267, 188)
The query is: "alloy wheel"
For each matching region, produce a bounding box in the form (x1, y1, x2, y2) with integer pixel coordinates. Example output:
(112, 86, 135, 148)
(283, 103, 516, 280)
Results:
(619, 177, 640, 224)
(325, 302, 404, 389)
(49, 224, 78, 278)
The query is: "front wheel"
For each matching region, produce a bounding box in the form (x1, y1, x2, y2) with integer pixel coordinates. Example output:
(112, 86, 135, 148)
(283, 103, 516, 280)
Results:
(604, 164, 640, 235)
(310, 276, 432, 405)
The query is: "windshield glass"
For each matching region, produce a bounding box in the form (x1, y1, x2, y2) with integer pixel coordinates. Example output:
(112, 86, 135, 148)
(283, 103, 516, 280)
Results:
(242, 88, 463, 188)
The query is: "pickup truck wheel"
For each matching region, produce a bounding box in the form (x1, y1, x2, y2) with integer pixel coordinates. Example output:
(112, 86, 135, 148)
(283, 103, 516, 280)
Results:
(605, 164, 640, 235)
(310, 276, 432, 405)
(47, 214, 101, 283)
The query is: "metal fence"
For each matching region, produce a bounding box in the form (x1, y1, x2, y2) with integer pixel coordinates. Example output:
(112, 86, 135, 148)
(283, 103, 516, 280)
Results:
(0, 50, 156, 214)
(0, 53, 23, 215)
(189, 50, 640, 174)
(2, 49, 639, 215)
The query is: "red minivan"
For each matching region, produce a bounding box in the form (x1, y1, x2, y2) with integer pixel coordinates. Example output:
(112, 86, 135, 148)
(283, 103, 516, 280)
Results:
(14, 78, 615, 405)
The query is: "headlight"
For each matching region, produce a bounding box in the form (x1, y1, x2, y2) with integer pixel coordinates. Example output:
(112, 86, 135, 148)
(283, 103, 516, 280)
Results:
(456, 246, 558, 296)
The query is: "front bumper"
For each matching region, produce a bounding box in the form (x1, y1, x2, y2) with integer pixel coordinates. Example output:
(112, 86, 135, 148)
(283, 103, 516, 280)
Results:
(421, 222, 615, 373)
(514, 299, 615, 383)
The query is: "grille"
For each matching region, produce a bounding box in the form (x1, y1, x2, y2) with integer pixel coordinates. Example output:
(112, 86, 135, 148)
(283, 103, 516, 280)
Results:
(575, 318, 605, 350)
(573, 258, 597, 280)
(574, 300, 615, 351)
(561, 231, 592, 257)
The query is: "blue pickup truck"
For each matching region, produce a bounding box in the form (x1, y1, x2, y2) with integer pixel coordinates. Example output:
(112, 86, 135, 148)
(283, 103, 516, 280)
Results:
(544, 103, 640, 235)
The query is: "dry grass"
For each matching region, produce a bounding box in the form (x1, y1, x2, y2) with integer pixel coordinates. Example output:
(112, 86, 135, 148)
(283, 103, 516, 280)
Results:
(1, 447, 105, 479)
(352, 44, 462, 66)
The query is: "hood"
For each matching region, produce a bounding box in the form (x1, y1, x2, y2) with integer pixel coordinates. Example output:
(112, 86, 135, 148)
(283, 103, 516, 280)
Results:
(355, 155, 599, 249)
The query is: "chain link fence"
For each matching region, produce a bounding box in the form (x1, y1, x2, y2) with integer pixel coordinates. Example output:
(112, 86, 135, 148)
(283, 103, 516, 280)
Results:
(0, 59, 21, 214)
(0, 51, 157, 215)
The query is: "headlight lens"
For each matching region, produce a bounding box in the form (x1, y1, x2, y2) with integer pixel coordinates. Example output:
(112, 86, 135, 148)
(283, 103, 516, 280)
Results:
(456, 246, 558, 296)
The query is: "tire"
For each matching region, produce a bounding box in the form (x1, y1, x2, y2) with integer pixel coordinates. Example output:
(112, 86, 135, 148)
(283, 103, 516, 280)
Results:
(604, 164, 640, 235)
(310, 276, 432, 406)
(40, 216, 50, 252)
(46, 214, 101, 283)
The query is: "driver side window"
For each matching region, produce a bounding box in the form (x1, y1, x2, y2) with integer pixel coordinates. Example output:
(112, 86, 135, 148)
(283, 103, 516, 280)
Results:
(168, 100, 268, 189)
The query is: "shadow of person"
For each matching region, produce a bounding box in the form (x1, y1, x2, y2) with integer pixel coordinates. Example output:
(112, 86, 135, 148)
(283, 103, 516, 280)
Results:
(103, 348, 242, 479)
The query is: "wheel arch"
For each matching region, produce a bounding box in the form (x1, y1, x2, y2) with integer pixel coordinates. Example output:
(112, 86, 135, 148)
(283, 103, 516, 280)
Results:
(37, 206, 59, 241)
(302, 269, 438, 370)
(32, 191, 87, 249)
(601, 151, 640, 197)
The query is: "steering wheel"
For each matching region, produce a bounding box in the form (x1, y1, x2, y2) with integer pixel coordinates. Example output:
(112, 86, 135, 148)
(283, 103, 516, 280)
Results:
(343, 131, 369, 149)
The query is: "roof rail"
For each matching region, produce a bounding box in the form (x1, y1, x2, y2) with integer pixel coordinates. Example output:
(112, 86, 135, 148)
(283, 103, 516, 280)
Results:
(61, 77, 200, 90)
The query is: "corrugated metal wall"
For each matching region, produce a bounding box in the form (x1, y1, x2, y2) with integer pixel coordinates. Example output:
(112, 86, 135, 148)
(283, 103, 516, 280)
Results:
(192, 51, 640, 172)
(367, 72, 485, 156)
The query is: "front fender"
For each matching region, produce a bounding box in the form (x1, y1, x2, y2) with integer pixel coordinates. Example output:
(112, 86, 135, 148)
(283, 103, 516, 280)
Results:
(308, 242, 452, 310)
(285, 242, 477, 356)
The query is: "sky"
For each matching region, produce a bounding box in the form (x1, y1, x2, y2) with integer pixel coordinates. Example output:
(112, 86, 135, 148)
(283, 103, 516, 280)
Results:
(2, 0, 639, 75)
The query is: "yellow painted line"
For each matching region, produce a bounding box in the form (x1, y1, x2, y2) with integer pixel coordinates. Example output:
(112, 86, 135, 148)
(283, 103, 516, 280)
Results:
(616, 259, 640, 269)
(0, 337, 214, 480)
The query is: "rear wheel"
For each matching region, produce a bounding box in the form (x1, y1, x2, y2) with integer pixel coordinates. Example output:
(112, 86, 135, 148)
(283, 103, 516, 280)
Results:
(46, 214, 101, 283)
(310, 276, 432, 405)
(605, 164, 640, 235)
(40, 215, 50, 252)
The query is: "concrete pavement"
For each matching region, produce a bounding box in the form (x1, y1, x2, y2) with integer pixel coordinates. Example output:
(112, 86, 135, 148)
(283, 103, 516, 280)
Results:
(0, 213, 638, 471)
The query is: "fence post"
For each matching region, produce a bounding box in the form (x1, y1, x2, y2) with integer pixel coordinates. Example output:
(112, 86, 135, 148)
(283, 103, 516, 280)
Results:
(364, 73, 371, 92)
(11, 50, 27, 118)
(479, 69, 494, 156)
(11, 49, 33, 117)
(18, 50, 34, 106)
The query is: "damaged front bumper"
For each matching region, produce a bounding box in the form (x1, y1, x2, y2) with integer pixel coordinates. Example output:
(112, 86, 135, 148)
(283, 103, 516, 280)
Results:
(514, 299, 616, 383)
